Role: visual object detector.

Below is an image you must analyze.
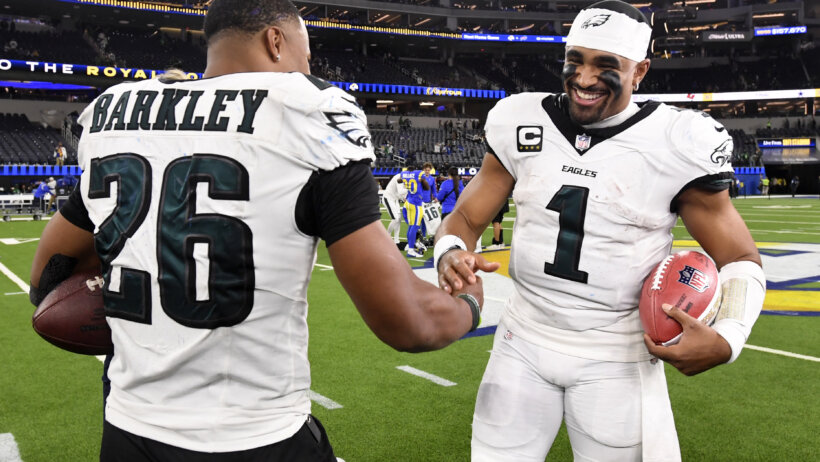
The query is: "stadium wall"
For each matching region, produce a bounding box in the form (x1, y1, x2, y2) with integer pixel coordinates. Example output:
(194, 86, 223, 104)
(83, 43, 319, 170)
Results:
(1, 98, 808, 134)
(0, 100, 87, 129)
(717, 116, 816, 132)
(366, 115, 479, 129)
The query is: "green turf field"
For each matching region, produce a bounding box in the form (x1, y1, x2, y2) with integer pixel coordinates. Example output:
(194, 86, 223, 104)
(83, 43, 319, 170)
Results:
(0, 196, 818, 461)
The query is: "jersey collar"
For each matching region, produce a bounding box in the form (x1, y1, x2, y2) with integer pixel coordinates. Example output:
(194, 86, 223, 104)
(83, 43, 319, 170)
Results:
(542, 93, 660, 155)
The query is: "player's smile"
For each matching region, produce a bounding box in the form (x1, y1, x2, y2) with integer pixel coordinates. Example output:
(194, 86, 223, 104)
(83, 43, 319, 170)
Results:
(569, 84, 609, 107)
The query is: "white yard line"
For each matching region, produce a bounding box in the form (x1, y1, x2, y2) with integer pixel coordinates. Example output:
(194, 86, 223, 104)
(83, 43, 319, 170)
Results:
(396, 365, 457, 387)
(8, 217, 51, 222)
(746, 229, 820, 236)
(741, 219, 820, 225)
(0, 238, 40, 245)
(672, 224, 820, 236)
(308, 390, 344, 410)
(314, 263, 334, 271)
(0, 433, 23, 462)
(4, 292, 26, 296)
(0, 261, 29, 293)
(744, 344, 820, 362)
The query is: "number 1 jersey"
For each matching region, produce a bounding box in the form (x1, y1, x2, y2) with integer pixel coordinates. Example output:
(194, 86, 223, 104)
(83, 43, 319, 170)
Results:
(486, 93, 734, 362)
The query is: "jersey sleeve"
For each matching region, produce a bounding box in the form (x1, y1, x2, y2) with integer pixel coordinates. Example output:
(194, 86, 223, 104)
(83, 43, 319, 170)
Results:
(59, 180, 94, 232)
(484, 93, 547, 181)
(669, 110, 735, 210)
(671, 109, 735, 178)
(281, 82, 375, 171)
(294, 160, 381, 246)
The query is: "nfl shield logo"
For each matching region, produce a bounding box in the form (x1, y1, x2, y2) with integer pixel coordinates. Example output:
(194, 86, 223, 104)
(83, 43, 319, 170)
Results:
(575, 134, 592, 151)
(678, 265, 710, 293)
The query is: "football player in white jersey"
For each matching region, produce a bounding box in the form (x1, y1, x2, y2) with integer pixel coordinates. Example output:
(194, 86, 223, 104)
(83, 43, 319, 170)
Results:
(434, 1, 765, 461)
(383, 172, 407, 246)
(29, 0, 486, 460)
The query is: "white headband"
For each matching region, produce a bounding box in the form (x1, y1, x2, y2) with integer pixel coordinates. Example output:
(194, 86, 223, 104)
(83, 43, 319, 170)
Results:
(566, 8, 651, 62)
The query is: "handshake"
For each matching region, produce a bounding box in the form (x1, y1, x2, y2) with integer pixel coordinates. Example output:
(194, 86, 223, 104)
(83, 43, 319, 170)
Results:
(434, 237, 501, 332)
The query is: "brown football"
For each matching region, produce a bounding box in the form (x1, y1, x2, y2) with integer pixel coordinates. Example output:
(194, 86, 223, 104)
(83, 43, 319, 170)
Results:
(32, 270, 113, 355)
(639, 251, 722, 346)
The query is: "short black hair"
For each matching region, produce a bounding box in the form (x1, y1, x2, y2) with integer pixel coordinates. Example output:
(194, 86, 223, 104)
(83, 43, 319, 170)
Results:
(585, 0, 649, 24)
(204, 0, 301, 42)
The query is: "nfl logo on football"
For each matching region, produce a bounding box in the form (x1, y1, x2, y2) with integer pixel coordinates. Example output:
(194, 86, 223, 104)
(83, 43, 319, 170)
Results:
(678, 265, 710, 293)
(575, 134, 591, 151)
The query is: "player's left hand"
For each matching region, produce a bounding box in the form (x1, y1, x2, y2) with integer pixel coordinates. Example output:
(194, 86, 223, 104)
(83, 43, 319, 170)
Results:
(643, 304, 732, 376)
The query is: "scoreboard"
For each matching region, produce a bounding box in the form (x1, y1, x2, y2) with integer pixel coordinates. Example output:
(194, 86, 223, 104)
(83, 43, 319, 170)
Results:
(758, 138, 816, 148)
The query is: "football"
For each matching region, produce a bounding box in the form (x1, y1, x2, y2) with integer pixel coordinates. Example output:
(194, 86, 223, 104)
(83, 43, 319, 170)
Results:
(32, 270, 113, 356)
(639, 251, 722, 346)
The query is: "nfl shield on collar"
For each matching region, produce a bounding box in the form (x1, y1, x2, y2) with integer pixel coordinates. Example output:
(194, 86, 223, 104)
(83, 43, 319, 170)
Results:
(575, 134, 592, 151)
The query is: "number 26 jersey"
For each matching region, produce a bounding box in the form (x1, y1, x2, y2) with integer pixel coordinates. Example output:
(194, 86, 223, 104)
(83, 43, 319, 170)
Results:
(75, 72, 375, 451)
(486, 93, 733, 361)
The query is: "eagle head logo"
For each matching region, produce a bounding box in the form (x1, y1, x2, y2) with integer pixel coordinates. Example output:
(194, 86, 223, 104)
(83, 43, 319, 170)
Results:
(710, 139, 732, 167)
(581, 14, 611, 29)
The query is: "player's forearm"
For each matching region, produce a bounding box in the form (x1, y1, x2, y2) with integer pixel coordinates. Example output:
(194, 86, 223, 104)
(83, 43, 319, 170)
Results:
(329, 224, 474, 352)
(30, 212, 99, 288)
(712, 260, 766, 363)
(436, 209, 482, 250)
(356, 278, 474, 352)
(397, 279, 475, 352)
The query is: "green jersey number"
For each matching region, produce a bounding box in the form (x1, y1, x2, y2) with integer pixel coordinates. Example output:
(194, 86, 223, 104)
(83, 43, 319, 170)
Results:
(543, 185, 589, 284)
(90, 153, 254, 329)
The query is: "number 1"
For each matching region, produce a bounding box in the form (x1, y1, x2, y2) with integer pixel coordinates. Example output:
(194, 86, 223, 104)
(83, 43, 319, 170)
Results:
(544, 185, 589, 284)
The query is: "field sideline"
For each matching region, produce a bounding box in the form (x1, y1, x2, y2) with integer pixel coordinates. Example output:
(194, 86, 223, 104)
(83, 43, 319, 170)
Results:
(0, 196, 818, 461)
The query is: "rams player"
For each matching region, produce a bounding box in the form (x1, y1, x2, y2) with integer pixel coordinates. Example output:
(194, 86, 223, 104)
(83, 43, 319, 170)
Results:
(401, 164, 430, 258)
(435, 1, 765, 461)
(29, 0, 486, 459)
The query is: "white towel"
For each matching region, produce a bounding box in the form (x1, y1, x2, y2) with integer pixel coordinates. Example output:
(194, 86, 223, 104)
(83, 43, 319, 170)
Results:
(638, 359, 681, 462)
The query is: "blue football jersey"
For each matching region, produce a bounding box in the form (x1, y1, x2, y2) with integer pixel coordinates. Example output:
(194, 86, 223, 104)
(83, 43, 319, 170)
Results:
(401, 170, 424, 206)
(420, 173, 436, 203)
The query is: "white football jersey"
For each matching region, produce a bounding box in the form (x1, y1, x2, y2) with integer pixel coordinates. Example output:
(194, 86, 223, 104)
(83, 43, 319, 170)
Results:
(383, 172, 407, 201)
(486, 93, 733, 362)
(76, 72, 373, 451)
(422, 201, 442, 235)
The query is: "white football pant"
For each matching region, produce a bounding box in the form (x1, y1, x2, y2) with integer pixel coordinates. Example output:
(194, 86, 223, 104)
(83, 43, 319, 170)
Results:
(472, 323, 646, 462)
(383, 196, 403, 243)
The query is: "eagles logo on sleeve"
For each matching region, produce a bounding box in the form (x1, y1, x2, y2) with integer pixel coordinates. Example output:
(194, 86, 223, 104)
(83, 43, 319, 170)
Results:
(324, 111, 372, 148)
(709, 139, 732, 167)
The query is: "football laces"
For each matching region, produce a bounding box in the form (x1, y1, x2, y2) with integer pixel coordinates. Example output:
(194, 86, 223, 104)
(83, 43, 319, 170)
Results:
(651, 254, 676, 291)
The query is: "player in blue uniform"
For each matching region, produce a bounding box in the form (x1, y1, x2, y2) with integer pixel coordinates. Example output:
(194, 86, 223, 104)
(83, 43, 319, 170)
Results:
(401, 165, 429, 258)
(420, 163, 437, 205)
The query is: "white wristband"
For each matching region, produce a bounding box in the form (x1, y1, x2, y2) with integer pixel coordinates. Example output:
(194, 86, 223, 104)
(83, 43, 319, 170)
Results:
(711, 260, 766, 364)
(434, 235, 467, 271)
